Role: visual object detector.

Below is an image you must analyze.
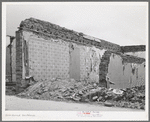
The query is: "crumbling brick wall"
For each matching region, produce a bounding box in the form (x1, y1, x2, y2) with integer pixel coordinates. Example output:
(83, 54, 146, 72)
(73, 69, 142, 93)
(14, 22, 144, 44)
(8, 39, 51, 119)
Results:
(16, 30, 70, 85)
(6, 38, 16, 82)
(121, 45, 145, 59)
(6, 46, 11, 81)
(17, 30, 107, 84)
(16, 31, 23, 89)
(99, 51, 112, 87)
(124, 51, 145, 59)
(121, 45, 145, 53)
(15, 18, 121, 86)
(14, 18, 146, 90)
(11, 39, 16, 82)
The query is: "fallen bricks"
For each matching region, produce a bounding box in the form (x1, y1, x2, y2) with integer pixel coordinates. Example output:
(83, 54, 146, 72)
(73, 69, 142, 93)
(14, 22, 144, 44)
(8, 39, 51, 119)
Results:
(17, 78, 145, 110)
(6, 86, 16, 95)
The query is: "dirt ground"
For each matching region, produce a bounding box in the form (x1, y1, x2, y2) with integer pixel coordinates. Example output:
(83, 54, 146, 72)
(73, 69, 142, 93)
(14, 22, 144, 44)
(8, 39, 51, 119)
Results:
(5, 95, 143, 111)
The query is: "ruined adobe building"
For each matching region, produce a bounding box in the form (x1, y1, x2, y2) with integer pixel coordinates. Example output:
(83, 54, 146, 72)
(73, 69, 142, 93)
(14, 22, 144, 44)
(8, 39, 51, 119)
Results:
(10, 18, 145, 90)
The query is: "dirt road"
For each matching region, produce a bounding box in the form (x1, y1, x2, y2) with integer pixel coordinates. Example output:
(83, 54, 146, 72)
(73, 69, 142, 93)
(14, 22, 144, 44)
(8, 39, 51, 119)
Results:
(5, 95, 143, 111)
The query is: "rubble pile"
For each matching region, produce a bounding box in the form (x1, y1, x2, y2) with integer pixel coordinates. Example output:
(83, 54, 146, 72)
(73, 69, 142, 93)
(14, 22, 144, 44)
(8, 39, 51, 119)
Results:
(18, 78, 87, 100)
(6, 86, 16, 95)
(17, 79, 145, 110)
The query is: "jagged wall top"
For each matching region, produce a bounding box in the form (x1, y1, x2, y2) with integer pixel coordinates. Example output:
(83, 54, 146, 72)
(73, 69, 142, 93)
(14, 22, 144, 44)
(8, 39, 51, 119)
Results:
(121, 45, 146, 53)
(19, 18, 121, 52)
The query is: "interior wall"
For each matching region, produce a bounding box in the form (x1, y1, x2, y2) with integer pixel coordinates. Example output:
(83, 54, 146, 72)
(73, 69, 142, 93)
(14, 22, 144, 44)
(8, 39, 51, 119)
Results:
(22, 31, 107, 82)
(107, 53, 145, 89)
(79, 45, 106, 82)
(28, 36, 70, 81)
(69, 44, 80, 80)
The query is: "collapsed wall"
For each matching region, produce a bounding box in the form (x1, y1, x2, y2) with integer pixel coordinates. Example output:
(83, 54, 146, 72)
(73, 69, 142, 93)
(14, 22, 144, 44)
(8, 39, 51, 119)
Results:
(14, 18, 145, 90)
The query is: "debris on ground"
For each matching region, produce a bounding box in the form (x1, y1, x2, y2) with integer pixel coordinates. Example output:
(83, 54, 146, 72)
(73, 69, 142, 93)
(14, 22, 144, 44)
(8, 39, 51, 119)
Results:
(6, 86, 16, 95)
(17, 78, 145, 110)
(104, 101, 114, 107)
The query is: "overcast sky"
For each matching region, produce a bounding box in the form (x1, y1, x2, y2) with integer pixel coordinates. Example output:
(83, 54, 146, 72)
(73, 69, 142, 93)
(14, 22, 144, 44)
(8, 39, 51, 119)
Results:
(5, 2, 148, 46)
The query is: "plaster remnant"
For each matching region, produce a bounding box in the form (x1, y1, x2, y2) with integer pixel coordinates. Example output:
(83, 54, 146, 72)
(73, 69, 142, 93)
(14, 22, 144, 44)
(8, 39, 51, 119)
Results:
(22, 31, 33, 43)
(83, 35, 101, 42)
(107, 53, 145, 88)
(79, 45, 106, 82)
(125, 52, 145, 59)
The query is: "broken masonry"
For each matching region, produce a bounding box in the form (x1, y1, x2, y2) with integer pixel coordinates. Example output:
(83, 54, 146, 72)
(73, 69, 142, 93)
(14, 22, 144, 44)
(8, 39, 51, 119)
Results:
(7, 17, 145, 92)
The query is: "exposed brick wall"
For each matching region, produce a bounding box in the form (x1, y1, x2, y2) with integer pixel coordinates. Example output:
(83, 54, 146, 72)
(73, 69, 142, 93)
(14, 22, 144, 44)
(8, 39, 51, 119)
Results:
(16, 30, 108, 83)
(19, 18, 121, 52)
(125, 52, 145, 59)
(6, 47, 11, 81)
(11, 39, 16, 82)
(121, 45, 145, 53)
(99, 51, 112, 87)
(14, 18, 146, 90)
(15, 31, 23, 90)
